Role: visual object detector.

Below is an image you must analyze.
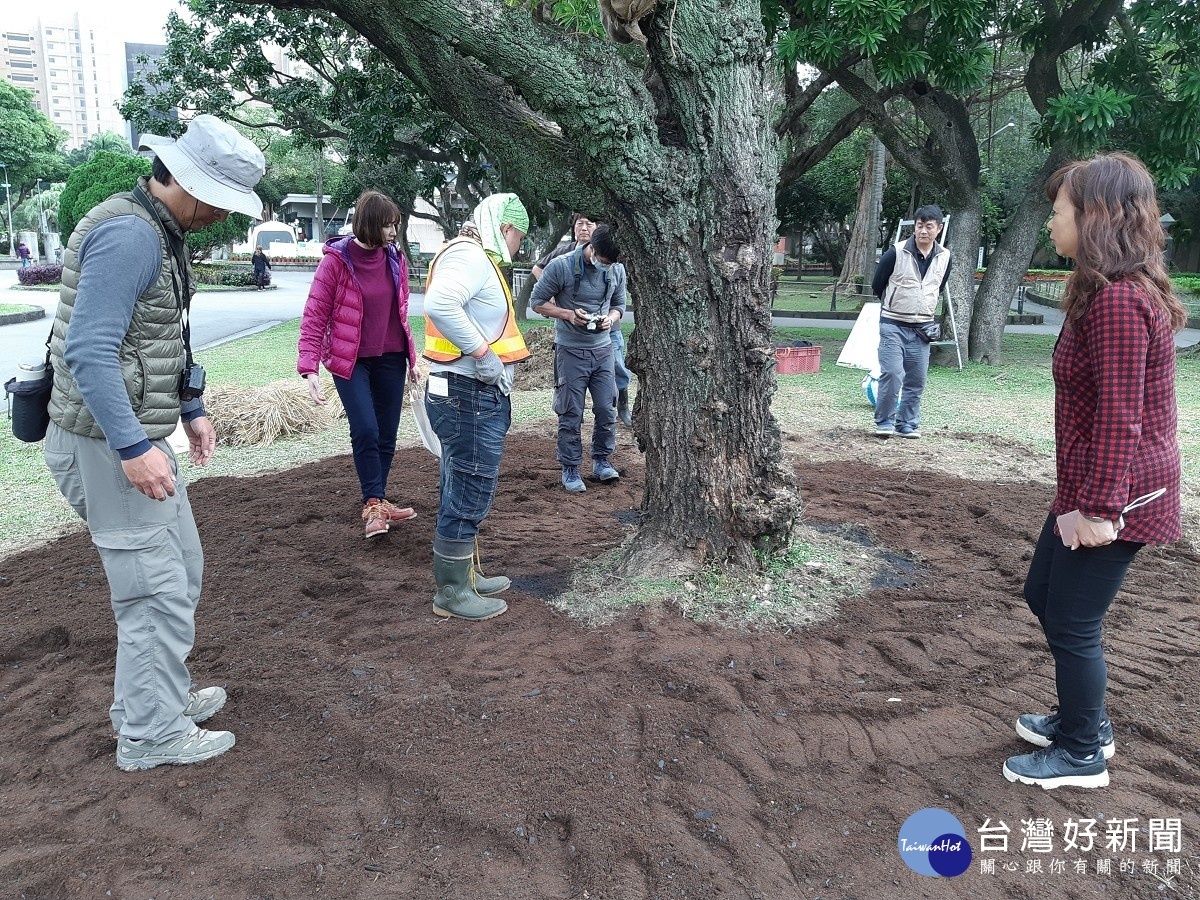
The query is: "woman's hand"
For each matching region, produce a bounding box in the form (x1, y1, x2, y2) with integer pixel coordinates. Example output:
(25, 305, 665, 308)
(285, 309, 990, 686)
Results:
(409, 366, 421, 385)
(1074, 516, 1118, 548)
(305, 373, 327, 405)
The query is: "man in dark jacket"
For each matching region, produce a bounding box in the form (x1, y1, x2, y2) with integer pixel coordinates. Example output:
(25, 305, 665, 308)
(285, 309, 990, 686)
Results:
(530, 225, 627, 492)
(43, 115, 265, 772)
(532, 215, 634, 426)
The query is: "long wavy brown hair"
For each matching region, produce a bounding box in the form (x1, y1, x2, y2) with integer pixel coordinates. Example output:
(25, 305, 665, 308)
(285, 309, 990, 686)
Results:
(1045, 153, 1187, 332)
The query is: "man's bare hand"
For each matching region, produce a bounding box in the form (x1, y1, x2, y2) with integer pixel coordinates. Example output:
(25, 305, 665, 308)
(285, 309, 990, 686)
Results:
(183, 415, 216, 466)
(122, 447, 176, 501)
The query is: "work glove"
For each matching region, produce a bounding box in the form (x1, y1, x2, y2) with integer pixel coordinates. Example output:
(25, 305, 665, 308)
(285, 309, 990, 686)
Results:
(475, 348, 504, 385)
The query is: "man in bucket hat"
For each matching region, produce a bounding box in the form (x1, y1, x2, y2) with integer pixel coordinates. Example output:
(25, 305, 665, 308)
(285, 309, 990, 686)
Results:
(42, 115, 264, 772)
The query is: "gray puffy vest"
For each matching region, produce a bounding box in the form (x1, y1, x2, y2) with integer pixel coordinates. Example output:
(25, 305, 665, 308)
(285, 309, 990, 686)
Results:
(48, 180, 190, 440)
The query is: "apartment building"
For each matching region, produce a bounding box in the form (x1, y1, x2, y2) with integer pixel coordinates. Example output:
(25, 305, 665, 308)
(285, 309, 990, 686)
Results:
(0, 14, 138, 150)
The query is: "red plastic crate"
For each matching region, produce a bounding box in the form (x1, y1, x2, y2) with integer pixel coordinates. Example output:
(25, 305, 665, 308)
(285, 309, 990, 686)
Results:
(774, 345, 821, 374)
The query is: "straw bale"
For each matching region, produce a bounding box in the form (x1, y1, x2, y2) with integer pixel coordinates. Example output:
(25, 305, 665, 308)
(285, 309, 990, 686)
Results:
(204, 376, 344, 447)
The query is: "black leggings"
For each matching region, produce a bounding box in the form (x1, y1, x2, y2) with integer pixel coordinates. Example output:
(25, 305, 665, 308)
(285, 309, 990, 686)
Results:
(1023, 513, 1142, 756)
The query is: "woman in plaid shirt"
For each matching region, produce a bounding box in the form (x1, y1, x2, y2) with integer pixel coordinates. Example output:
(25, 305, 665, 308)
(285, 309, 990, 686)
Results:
(1004, 153, 1187, 790)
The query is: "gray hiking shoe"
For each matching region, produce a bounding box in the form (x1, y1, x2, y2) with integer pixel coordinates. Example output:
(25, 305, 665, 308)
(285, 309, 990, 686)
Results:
(592, 459, 620, 482)
(562, 466, 586, 493)
(1016, 711, 1115, 760)
(116, 726, 235, 772)
(183, 686, 227, 724)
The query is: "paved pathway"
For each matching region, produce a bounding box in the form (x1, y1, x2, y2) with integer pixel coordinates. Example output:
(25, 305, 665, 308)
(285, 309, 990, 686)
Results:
(3, 267, 1196, 378)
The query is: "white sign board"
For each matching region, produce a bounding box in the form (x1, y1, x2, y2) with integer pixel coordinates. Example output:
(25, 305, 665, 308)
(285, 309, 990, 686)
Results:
(836, 302, 882, 374)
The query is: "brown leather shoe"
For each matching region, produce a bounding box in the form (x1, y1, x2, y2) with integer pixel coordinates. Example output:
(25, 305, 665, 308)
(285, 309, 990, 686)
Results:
(362, 499, 390, 538)
(379, 499, 418, 522)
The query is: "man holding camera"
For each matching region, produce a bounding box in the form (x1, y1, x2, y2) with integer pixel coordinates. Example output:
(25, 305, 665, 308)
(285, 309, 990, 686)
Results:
(530, 225, 626, 493)
(43, 115, 265, 771)
(870, 204, 953, 440)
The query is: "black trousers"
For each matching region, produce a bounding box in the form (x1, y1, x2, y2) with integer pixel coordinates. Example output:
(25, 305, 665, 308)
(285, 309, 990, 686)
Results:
(1023, 513, 1142, 756)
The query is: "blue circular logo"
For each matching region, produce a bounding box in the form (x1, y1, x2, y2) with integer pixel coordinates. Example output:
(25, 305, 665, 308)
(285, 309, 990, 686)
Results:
(897, 808, 972, 877)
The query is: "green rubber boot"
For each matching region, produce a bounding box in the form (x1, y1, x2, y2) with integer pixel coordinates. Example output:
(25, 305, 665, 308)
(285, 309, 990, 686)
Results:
(473, 539, 511, 597)
(432, 549, 508, 621)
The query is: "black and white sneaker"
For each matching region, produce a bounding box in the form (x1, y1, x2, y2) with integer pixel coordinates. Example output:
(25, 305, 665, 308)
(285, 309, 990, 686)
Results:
(1003, 744, 1108, 790)
(1016, 711, 1115, 759)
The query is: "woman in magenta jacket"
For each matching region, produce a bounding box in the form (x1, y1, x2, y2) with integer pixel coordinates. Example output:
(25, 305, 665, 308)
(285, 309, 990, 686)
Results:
(1004, 153, 1186, 790)
(298, 190, 420, 538)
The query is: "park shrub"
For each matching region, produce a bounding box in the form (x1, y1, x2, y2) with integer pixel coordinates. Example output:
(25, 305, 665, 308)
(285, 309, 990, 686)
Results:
(192, 264, 266, 288)
(1172, 275, 1200, 295)
(17, 264, 63, 286)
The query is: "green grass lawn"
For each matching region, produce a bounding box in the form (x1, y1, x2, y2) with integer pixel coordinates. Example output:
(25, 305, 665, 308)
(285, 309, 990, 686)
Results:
(0, 303, 39, 315)
(3, 318, 1198, 559)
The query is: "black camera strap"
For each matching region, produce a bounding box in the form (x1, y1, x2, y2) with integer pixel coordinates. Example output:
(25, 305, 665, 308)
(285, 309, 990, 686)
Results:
(132, 185, 195, 367)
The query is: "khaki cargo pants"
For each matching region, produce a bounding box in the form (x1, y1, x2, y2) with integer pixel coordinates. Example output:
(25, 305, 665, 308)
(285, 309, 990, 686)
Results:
(44, 422, 201, 743)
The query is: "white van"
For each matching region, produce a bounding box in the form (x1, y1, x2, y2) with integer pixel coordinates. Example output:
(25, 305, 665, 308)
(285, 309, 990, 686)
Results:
(249, 221, 298, 253)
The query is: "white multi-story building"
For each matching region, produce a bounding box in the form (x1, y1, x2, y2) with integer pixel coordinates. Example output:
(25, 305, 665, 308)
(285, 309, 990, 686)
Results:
(0, 13, 130, 149)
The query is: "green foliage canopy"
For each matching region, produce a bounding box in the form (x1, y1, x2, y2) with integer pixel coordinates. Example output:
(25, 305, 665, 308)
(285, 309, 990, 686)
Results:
(58, 152, 152, 240)
(0, 80, 69, 213)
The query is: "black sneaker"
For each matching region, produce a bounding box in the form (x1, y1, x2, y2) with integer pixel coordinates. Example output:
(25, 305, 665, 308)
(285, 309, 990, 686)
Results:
(1003, 744, 1108, 790)
(1016, 711, 1115, 759)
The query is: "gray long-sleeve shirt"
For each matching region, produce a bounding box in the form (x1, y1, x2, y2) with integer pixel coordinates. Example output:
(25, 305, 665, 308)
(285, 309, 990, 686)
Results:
(64, 216, 204, 458)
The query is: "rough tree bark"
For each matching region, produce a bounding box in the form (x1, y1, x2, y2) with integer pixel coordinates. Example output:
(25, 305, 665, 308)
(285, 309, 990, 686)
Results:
(838, 140, 885, 291)
(968, 148, 1070, 362)
(243, 0, 800, 573)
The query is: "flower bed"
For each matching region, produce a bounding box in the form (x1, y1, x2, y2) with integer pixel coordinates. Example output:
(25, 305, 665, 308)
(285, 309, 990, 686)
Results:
(16, 264, 64, 287)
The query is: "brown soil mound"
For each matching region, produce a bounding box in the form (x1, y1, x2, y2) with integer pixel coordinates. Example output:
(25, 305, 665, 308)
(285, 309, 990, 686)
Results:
(2, 434, 1198, 899)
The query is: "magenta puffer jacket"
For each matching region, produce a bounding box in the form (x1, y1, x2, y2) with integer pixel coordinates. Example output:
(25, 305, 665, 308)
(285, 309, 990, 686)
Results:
(297, 236, 417, 380)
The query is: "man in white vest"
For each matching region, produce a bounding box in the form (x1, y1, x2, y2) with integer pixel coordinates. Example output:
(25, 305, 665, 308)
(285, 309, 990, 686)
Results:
(870, 204, 952, 439)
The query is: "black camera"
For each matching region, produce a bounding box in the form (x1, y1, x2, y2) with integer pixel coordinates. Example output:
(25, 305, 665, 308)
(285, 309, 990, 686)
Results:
(584, 313, 606, 333)
(179, 363, 206, 401)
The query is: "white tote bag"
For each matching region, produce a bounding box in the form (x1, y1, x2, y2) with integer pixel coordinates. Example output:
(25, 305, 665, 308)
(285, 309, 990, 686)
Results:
(408, 381, 442, 459)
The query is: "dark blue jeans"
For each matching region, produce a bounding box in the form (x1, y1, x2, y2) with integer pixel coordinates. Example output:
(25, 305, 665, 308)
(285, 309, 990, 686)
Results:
(425, 373, 511, 546)
(1023, 513, 1142, 757)
(332, 353, 407, 504)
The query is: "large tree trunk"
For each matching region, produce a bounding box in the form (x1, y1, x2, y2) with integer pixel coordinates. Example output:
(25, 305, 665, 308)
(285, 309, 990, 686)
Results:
(968, 149, 1066, 363)
(621, 3, 799, 572)
(838, 141, 884, 290)
(246, 0, 799, 573)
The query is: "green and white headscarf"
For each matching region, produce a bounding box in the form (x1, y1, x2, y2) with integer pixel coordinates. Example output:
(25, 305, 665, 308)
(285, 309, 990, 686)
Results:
(462, 193, 529, 263)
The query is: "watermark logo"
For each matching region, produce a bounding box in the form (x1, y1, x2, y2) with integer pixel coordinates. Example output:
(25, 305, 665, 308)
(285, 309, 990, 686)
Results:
(898, 808, 973, 877)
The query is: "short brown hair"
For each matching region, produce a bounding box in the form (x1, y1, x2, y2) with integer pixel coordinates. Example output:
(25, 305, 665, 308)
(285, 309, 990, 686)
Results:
(353, 190, 401, 247)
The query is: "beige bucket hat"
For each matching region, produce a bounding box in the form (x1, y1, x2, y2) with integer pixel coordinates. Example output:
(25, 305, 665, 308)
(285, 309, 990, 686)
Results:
(139, 115, 265, 219)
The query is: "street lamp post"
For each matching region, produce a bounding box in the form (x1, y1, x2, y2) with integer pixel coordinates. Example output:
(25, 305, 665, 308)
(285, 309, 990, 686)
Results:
(0, 163, 14, 259)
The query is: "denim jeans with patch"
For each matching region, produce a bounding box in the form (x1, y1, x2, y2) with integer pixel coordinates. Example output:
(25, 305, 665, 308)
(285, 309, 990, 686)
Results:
(425, 373, 511, 545)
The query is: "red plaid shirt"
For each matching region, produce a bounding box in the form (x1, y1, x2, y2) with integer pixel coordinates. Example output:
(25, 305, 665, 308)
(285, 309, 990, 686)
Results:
(1051, 280, 1182, 545)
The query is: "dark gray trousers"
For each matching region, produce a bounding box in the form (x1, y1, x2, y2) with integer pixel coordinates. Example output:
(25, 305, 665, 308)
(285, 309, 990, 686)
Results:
(553, 344, 617, 467)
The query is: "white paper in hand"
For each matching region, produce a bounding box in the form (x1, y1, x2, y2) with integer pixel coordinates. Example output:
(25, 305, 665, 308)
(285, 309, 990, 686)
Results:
(408, 382, 441, 459)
